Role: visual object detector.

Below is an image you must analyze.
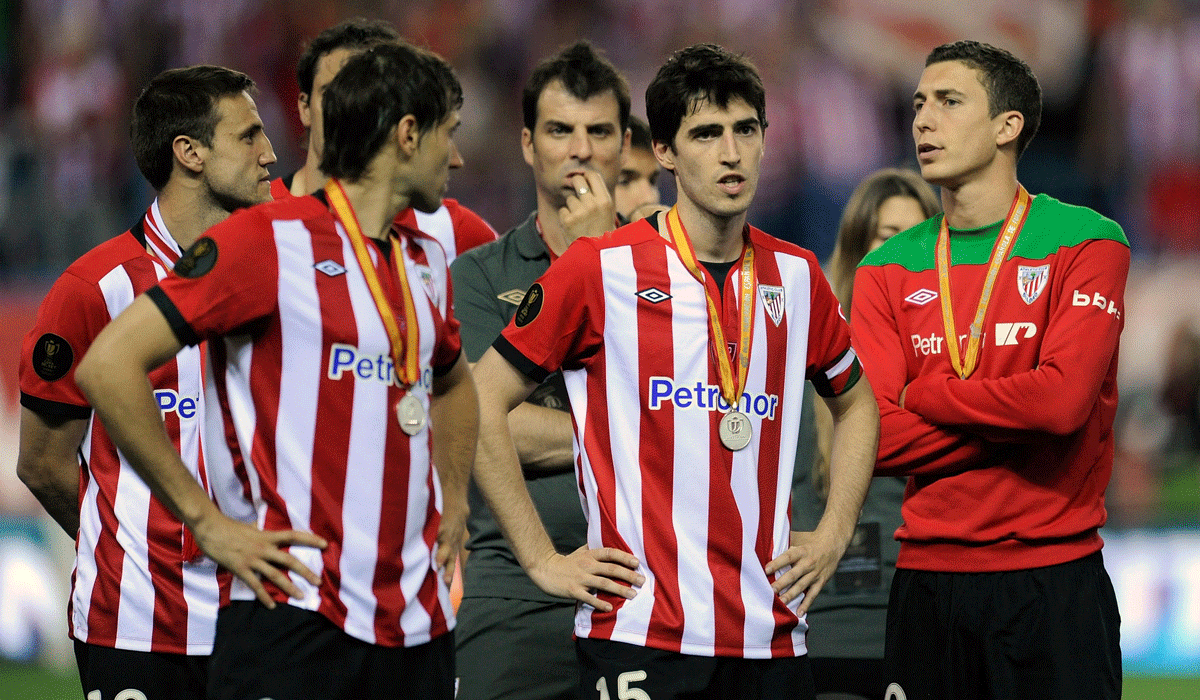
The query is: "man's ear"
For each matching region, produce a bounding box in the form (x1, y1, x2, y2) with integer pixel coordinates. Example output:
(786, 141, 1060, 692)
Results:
(298, 92, 312, 129)
(396, 114, 420, 157)
(521, 127, 535, 168)
(653, 139, 675, 172)
(172, 135, 204, 175)
(995, 110, 1024, 151)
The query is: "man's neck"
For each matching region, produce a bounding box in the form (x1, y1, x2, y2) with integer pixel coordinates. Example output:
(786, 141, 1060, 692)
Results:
(155, 184, 230, 251)
(290, 154, 328, 197)
(675, 196, 745, 263)
(534, 192, 571, 257)
(940, 169, 1020, 231)
(337, 172, 407, 242)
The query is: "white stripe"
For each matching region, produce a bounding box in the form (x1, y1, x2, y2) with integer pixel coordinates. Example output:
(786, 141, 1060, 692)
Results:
(664, 251, 716, 655)
(72, 426, 101, 643)
(775, 251, 813, 656)
(398, 245, 439, 641)
(97, 266, 155, 649)
(181, 559, 220, 653)
(566, 366, 602, 638)
(592, 246, 651, 645)
(337, 226, 387, 642)
(825, 346, 857, 381)
(269, 220, 324, 608)
(222, 333, 267, 604)
(413, 205, 456, 261)
(146, 198, 183, 266)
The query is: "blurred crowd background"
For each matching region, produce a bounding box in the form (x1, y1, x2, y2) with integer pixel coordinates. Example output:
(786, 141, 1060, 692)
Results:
(0, 0, 1198, 677)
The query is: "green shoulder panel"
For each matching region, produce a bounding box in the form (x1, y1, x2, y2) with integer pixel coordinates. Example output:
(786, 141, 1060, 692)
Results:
(1009, 194, 1129, 260)
(856, 194, 1129, 272)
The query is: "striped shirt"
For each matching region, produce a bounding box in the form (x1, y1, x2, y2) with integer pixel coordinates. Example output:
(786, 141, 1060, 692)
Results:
(271, 178, 497, 265)
(150, 191, 462, 647)
(19, 200, 225, 655)
(495, 218, 860, 658)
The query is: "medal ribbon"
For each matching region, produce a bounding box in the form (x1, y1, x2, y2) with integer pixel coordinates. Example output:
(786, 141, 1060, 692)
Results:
(665, 205, 755, 410)
(936, 185, 1031, 379)
(325, 180, 420, 387)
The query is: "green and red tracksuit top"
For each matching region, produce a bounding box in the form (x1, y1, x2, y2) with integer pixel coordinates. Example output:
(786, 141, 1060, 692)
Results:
(851, 193, 1130, 572)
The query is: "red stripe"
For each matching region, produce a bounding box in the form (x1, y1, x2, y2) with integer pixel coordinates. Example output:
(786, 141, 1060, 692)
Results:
(84, 455, 123, 647)
(421, 462, 449, 640)
(708, 258, 746, 654)
(753, 253, 800, 656)
(578, 268, 625, 639)
(371, 409, 412, 644)
(634, 243, 684, 651)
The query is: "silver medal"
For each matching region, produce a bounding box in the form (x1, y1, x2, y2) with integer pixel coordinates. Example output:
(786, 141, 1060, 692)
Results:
(396, 393, 427, 436)
(718, 411, 752, 451)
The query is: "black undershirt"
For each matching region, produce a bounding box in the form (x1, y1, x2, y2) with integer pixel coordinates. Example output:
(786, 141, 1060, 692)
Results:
(700, 259, 736, 295)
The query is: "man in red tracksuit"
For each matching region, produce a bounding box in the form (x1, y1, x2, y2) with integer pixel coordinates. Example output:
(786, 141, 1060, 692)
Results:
(852, 40, 1125, 699)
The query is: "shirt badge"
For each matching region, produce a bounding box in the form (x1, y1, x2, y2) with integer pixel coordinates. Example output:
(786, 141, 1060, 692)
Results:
(758, 284, 785, 326)
(497, 289, 526, 306)
(1017, 264, 1050, 305)
(313, 259, 347, 277)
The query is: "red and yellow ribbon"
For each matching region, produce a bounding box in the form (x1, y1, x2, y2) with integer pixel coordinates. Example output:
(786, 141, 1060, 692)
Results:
(664, 205, 755, 409)
(325, 180, 420, 387)
(936, 185, 1031, 379)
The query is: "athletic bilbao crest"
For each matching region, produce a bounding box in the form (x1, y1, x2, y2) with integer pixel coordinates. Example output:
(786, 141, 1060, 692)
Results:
(1017, 264, 1049, 305)
(758, 285, 785, 326)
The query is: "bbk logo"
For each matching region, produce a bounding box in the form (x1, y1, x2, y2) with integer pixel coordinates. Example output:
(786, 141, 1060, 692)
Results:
(1072, 289, 1121, 320)
(994, 322, 1038, 346)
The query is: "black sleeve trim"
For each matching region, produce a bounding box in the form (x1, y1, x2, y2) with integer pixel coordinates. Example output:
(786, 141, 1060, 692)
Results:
(20, 392, 92, 420)
(432, 348, 462, 378)
(492, 335, 550, 384)
(146, 286, 201, 347)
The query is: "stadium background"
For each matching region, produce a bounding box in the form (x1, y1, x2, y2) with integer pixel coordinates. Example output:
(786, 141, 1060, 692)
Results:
(0, 0, 1198, 696)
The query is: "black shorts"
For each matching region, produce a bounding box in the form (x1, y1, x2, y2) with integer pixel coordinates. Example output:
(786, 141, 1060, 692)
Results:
(809, 657, 885, 700)
(884, 551, 1122, 700)
(576, 638, 814, 700)
(455, 597, 577, 700)
(207, 601, 454, 700)
(75, 639, 208, 700)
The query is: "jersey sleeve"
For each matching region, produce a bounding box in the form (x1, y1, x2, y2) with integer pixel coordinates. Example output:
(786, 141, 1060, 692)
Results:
(903, 236, 1130, 436)
(151, 210, 280, 346)
(804, 257, 861, 398)
(432, 274, 463, 376)
(19, 272, 110, 418)
(851, 263, 989, 477)
(494, 241, 603, 383)
(448, 200, 499, 253)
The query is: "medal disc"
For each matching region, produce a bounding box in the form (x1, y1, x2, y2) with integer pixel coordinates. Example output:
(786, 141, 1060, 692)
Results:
(718, 411, 752, 451)
(396, 394, 427, 436)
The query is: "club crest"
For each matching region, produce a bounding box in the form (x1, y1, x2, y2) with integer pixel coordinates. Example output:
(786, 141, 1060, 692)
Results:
(1017, 264, 1049, 305)
(758, 285, 785, 326)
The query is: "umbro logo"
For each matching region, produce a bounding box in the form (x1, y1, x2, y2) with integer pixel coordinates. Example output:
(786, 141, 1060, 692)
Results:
(497, 289, 526, 305)
(636, 287, 672, 304)
(314, 259, 346, 277)
(904, 288, 938, 306)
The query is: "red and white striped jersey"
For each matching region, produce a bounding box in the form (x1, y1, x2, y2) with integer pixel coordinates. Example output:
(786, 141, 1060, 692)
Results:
(395, 198, 498, 264)
(495, 218, 859, 659)
(150, 191, 462, 648)
(19, 200, 225, 655)
(271, 178, 496, 265)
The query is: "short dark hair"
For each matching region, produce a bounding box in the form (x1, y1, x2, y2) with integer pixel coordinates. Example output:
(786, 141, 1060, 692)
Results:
(645, 44, 768, 150)
(295, 18, 400, 96)
(131, 65, 256, 191)
(628, 115, 652, 152)
(925, 40, 1042, 159)
(320, 42, 463, 180)
(522, 41, 630, 133)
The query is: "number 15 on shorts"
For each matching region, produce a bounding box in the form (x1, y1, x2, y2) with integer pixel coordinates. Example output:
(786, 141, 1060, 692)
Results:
(596, 670, 650, 700)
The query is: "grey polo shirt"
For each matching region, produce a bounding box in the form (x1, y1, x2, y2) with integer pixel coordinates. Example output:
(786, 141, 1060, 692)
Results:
(449, 211, 587, 603)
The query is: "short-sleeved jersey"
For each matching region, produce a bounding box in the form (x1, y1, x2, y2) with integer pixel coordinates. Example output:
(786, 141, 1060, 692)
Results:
(495, 218, 860, 659)
(149, 191, 463, 648)
(271, 177, 497, 264)
(853, 193, 1129, 573)
(19, 201, 224, 655)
